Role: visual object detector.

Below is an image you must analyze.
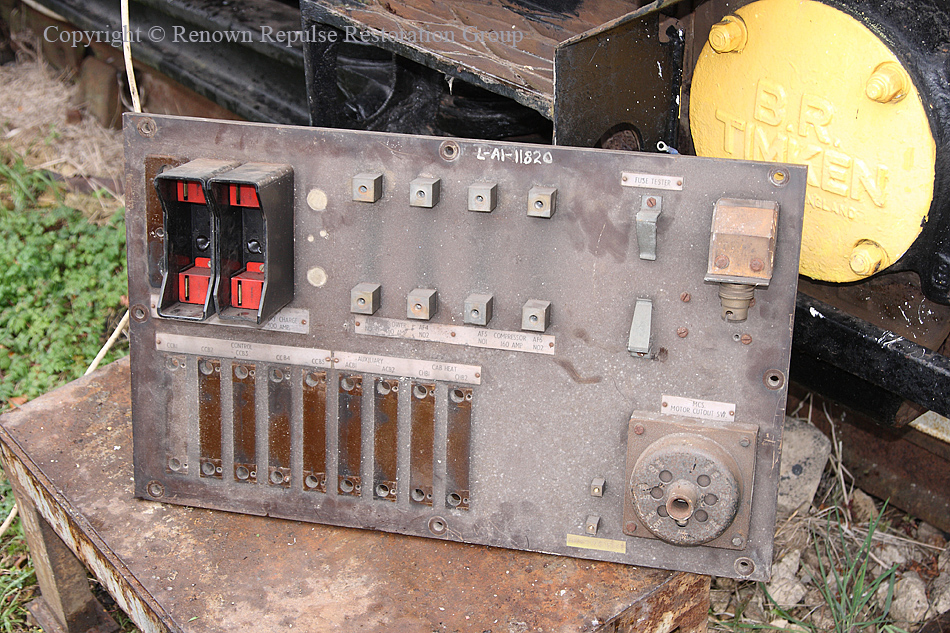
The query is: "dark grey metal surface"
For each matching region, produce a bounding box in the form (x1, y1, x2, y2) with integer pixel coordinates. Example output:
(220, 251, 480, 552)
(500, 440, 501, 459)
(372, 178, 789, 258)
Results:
(125, 113, 805, 580)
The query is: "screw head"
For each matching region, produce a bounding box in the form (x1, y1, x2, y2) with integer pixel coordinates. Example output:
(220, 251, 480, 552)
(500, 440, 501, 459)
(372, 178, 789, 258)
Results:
(740, 437, 751, 447)
(676, 327, 689, 338)
(625, 521, 638, 533)
(732, 536, 744, 547)
(850, 240, 888, 277)
(647, 197, 657, 208)
(680, 292, 691, 303)
(750, 258, 764, 272)
(740, 334, 752, 345)
(715, 255, 730, 269)
(634, 424, 645, 435)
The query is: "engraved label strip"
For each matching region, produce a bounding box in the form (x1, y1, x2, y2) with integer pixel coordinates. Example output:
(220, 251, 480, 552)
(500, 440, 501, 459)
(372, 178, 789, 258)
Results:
(355, 317, 555, 356)
(334, 351, 481, 385)
(156, 334, 479, 384)
(621, 172, 684, 191)
(149, 295, 309, 334)
(566, 534, 627, 554)
(157, 334, 331, 368)
(661, 395, 736, 422)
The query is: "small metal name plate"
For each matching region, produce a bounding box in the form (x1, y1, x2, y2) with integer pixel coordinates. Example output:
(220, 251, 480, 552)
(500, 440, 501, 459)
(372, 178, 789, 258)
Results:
(355, 317, 556, 356)
(621, 172, 684, 191)
(661, 395, 736, 422)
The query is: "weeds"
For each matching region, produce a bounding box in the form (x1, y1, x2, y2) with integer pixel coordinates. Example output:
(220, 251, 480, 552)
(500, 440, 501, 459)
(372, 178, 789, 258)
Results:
(0, 148, 128, 407)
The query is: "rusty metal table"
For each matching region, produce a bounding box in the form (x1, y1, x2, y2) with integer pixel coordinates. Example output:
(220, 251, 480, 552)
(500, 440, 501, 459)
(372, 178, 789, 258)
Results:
(0, 358, 710, 633)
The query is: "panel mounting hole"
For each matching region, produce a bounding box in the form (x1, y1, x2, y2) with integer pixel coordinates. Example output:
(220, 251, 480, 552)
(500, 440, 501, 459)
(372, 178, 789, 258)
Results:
(428, 517, 448, 535)
(412, 488, 426, 502)
(305, 475, 320, 489)
(735, 557, 755, 576)
(131, 304, 149, 322)
(269, 368, 284, 382)
(413, 385, 429, 399)
(448, 492, 462, 507)
(439, 140, 460, 161)
(234, 366, 249, 380)
(235, 466, 250, 480)
(375, 483, 390, 497)
(201, 462, 216, 476)
(450, 389, 465, 403)
(340, 478, 355, 493)
(377, 380, 393, 395)
(167, 457, 182, 472)
(764, 369, 785, 390)
(769, 168, 790, 187)
(146, 481, 164, 498)
(341, 377, 356, 392)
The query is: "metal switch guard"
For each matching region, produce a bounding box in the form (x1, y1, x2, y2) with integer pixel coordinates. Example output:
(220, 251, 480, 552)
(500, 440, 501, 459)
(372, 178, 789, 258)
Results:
(126, 113, 805, 580)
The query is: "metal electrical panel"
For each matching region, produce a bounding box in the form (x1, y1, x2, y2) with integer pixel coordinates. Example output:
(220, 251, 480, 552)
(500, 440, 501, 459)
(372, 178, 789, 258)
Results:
(126, 113, 806, 580)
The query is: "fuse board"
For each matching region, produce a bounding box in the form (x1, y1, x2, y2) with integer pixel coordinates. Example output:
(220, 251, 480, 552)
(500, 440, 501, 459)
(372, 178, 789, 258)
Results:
(126, 113, 806, 580)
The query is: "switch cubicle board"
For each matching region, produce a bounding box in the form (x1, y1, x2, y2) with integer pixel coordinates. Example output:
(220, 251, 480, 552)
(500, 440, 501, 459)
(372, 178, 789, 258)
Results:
(125, 113, 806, 580)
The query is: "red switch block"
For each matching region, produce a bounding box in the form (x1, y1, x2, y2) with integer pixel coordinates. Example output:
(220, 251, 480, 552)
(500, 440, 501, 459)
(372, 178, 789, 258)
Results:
(176, 181, 206, 204)
(231, 262, 264, 310)
(229, 184, 260, 208)
(178, 257, 212, 305)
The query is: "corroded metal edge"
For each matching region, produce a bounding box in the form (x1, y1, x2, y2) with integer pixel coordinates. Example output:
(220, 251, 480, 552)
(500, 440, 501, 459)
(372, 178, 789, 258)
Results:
(0, 388, 177, 633)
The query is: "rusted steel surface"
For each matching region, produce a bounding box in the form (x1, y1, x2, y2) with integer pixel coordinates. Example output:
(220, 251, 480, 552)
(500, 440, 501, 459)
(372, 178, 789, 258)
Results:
(788, 387, 950, 532)
(0, 359, 709, 632)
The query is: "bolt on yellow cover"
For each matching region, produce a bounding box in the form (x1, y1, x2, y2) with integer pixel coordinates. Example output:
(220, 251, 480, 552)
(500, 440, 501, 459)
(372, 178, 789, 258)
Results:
(690, 0, 935, 282)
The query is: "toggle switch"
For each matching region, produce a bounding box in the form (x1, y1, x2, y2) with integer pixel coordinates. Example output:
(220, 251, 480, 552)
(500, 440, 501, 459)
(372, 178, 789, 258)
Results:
(351, 283, 382, 315)
(408, 288, 438, 320)
(527, 186, 557, 218)
(637, 196, 662, 260)
(522, 300, 551, 332)
(352, 173, 383, 203)
(464, 293, 493, 326)
(468, 183, 497, 213)
(410, 177, 441, 208)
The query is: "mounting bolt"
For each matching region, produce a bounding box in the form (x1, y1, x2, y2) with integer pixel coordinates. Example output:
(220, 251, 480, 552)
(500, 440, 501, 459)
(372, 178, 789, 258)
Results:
(740, 437, 751, 447)
(708, 15, 747, 54)
(625, 521, 638, 533)
(850, 240, 888, 277)
(750, 258, 764, 272)
(740, 334, 752, 345)
(866, 62, 909, 104)
(732, 536, 744, 547)
(634, 424, 645, 435)
(715, 255, 730, 269)
(676, 327, 689, 338)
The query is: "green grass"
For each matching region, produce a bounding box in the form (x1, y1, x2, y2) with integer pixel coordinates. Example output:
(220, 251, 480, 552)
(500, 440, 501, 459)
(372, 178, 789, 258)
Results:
(0, 148, 129, 631)
(0, 150, 128, 407)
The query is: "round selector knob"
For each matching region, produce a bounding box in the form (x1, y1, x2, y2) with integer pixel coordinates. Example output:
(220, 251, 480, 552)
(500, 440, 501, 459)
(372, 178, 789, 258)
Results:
(630, 434, 742, 545)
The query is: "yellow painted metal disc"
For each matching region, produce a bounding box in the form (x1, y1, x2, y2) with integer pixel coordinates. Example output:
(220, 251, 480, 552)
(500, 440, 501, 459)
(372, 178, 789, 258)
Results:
(689, 0, 936, 282)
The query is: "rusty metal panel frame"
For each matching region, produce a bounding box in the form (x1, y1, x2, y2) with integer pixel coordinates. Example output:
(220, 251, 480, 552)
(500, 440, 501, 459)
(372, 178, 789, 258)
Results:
(125, 113, 804, 580)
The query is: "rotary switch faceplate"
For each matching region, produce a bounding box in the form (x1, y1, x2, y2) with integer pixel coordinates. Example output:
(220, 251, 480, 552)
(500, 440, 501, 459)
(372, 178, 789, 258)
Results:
(624, 412, 757, 550)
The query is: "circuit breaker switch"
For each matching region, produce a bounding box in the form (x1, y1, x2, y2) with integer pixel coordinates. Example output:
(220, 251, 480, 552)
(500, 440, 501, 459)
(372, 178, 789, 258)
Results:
(627, 299, 653, 357)
(408, 288, 438, 320)
(410, 177, 441, 208)
(521, 300, 551, 332)
(352, 173, 383, 203)
(178, 257, 212, 305)
(351, 283, 381, 315)
(468, 183, 497, 212)
(464, 294, 493, 326)
(231, 262, 264, 310)
(527, 186, 557, 218)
